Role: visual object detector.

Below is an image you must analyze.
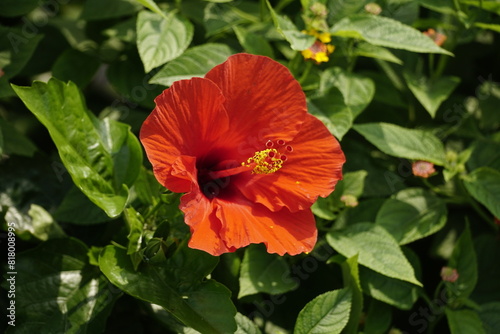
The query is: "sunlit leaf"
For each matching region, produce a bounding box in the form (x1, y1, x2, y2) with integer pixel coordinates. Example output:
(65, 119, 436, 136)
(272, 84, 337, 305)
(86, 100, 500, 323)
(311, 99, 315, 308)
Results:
(134, 0, 167, 18)
(320, 67, 375, 118)
(330, 14, 453, 55)
(233, 25, 275, 58)
(294, 288, 352, 334)
(376, 188, 447, 244)
(136, 10, 194, 72)
(404, 72, 461, 118)
(327, 223, 422, 286)
(150, 44, 233, 86)
(353, 122, 446, 165)
(266, 0, 315, 50)
(12, 79, 142, 217)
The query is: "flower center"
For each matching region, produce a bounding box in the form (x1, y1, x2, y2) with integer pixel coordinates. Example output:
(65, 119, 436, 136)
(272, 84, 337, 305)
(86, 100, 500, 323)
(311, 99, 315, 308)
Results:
(243, 139, 293, 175)
(197, 140, 293, 198)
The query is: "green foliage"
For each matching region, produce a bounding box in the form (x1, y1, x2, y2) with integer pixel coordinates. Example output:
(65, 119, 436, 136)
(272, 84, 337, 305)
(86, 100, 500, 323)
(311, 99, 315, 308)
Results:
(12, 79, 142, 218)
(2, 238, 120, 334)
(136, 10, 194, 72)
(1, 0, 499, 333)
(150, 43, 233, 86)
(238, 244, 299, 298)
(327, 223, 422, 286)
(99, 242, 237, 334)
(330, 14, 453, 55)
(354, 122, 447, 165)
(294, 288, 352, 334)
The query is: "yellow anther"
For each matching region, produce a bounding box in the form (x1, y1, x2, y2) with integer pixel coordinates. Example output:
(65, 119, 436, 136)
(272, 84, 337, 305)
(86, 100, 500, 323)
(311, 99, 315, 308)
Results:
(243, 148, 284, 174)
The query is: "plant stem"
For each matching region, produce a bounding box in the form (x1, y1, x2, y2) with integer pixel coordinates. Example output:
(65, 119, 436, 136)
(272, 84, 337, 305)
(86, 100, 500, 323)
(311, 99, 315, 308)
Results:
(143, 200, 163, 221)
(375, 59, 405, 91)
(298, 61, 313, 85)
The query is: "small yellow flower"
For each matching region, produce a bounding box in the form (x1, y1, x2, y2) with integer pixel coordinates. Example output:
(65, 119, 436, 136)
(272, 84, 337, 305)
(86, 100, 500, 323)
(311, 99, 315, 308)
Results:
(301, 29, 335, 64)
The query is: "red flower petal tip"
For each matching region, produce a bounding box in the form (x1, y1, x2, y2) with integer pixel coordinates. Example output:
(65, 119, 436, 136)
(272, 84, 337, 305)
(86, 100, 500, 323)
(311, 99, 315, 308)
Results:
(140, 53, 345, 256)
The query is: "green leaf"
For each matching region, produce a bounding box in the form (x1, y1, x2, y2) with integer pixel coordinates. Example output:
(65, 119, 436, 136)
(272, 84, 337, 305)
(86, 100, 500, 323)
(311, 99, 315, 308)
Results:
(376, 188, 447, 244)
(3, 238, 120, 334)
(81, 0, 141, 20)
(134, 0, 167, 18)
(477, 80, 500, 130)
(419, 0, 457, 15)
(233, 25, 275, 58)
(463, 167, 500, 218)
(360, 247, 421, 310)
(0, 26, 43, 98)
(404, 72, 461, 118)
(320, 67, 375, 118)
(341, 170, 368, 198)
(238, 244, 299, 298)
(308, 88, 353, 141)
(133, 166, 161, 206)
(52, 49, 101, 88)
(340, 256, 363, 334)
(266, 0, 315, 50)
(106, 50, 164, 109)
(474, 22, 500, 33)
(54, 186, 113, 225)
(473, 235, 500, 304)
(310, 68, 375, 141)
(353, 122, 446, 165)
(360, 266, 419, 310)
(327, 0, 367, 22)
(12, 79, 142, 218)
(27, 204, 66, 241)
(447, 224, 478, 299)
(364, 300, 392, 334)
(353, 42, 403, 64)
(99, 243, 237, 334)
(467, 140, 500, 171)
(0, 0, 39, 17)
(203, 2, 259, 37)
(235, 312, 263, 334)
(330, 14, 453, 55)
(0, 118, 37, 157)
(327, 223, 422, 286)
(478, 302, 500, 334)
(294, 288, 352, 334)
(461, 1, 500, 15)
(446, 308, 486, 334)
(136, 10, 194, 72)
(150, 43, 233, 86)
(124, 207, 145, 256)
(334, 199, 385, 230)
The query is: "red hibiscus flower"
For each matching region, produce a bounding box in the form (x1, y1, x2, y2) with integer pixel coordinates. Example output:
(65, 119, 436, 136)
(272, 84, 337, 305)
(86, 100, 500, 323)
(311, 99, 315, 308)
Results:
(140, 53, 345, 256)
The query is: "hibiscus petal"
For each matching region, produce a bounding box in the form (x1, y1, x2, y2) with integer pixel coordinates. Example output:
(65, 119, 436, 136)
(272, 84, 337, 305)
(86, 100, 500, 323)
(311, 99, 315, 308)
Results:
(236, 114, 345, 212)
(204, 53, 306, 156)
(180, 189, 237, 256)
(214, 194, 317, 255)
(164, 155, 197, 193)
(140, 77, 229, 188)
